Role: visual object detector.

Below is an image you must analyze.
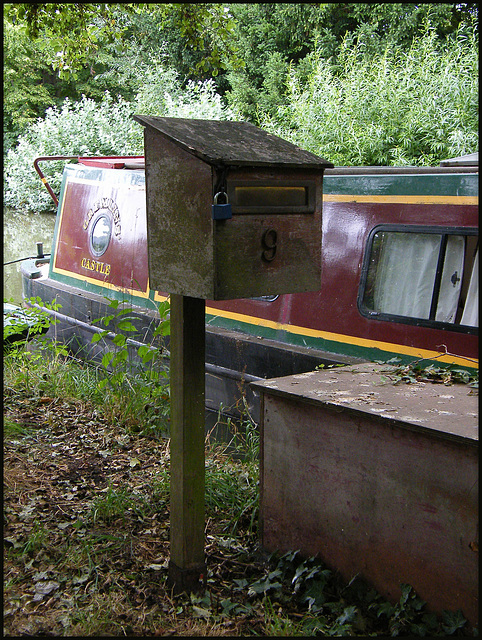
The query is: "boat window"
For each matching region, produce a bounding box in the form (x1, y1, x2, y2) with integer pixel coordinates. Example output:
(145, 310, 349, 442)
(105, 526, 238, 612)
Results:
(89, 214, 112, 257)
(460, 248, 478, 326)
(250, 295, 279, 302)
(359, 226, 478, 333)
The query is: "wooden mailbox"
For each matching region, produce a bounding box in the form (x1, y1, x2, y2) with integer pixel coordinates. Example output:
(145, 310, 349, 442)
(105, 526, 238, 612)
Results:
(132, 115, 332, 593)
(133, 116, 333, 300)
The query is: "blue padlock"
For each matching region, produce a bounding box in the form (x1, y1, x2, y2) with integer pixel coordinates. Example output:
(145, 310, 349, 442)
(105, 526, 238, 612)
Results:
(212, 191, 232, 220)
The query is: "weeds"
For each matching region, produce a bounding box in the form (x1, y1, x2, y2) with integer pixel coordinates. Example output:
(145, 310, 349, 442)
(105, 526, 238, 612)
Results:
(3, 297, 57, 345)
(15, 520, 48, 558)
(90, 297, 171, 437)
(3, 414, 32, 438)
(91, 483, 148, 525)
(3, 298, 172, 436)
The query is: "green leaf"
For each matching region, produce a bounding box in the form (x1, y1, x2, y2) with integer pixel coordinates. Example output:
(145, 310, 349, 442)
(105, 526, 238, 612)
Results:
(117, 319, 136, 332)
(115, 349, 128, 362)
(137, 345, 149, 358)
(192, 605, 210, 619)
(160, 320, 170, 336)
(113, 334, 126, 347)
(102, 315, 114, 327)
(248, 574, 282, 595)
(233, 578, 248, 591)
(101, 352, 114, 368)
(140, 350, 154, 364)
(441, 609, 467, 634)
(336, 605, 357, 625)
(302, 582, 327, 611)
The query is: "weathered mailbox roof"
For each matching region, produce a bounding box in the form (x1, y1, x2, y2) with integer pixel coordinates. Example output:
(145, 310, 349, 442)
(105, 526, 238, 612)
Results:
(133, 115, 333, 169)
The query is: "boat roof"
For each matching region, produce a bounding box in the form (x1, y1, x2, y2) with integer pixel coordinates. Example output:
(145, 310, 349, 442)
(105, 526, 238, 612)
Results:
(132, 116, 333, 170)
(439, 152, 478, 167)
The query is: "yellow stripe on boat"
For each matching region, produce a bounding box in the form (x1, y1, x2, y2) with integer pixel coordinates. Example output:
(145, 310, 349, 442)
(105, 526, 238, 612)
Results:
(324, 194, 478, 205)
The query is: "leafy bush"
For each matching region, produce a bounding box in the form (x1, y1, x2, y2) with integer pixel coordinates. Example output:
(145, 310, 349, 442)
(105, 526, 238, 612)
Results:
(224, 3, 475, 122)
(3, 92, 142, 213)
(4, 67, 238, 214)
(260, 26, 479, 166)
(3, 297, 63, 351)
(3, 22, 56, 153)
(133, 62, 237, 120)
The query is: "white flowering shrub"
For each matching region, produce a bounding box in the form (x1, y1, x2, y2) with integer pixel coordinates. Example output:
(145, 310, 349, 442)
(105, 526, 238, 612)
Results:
(4, 93, 142, 213)
(4, 67, 239, 214)
(135, 74, 237, 121)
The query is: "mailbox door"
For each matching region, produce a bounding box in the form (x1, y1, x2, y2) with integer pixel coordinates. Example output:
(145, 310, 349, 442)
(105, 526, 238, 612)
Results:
(214, 170, 323, 300)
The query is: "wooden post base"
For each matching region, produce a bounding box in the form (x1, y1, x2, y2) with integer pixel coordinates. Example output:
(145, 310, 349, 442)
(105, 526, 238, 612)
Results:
(168, 560, 207, 594)
(168, 294, 206, 591)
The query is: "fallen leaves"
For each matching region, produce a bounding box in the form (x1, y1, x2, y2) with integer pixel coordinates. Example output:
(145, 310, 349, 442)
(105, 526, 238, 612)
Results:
(3, 391, 259, 636)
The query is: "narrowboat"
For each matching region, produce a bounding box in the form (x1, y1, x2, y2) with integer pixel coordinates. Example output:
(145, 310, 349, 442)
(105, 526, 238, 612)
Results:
(21, 152, 478, 419)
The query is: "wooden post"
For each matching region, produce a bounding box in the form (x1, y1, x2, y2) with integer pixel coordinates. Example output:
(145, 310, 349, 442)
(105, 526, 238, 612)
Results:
(168, 293, 207, 592)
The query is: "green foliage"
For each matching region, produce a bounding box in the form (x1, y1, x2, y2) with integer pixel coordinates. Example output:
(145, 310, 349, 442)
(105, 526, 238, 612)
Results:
(342, 3, 474, 54)
(3, 3, 241, 152)
(6, 520, 48, 559)
(225, 3, 325, 120)
(4, 3, 241, 83)
(90, 298, 171, 438)
(232, 551, 470, 636)
(3, 297, 172, 437)
(90, 482, 148, 525)
(3, 3, 478, 214)
(3, 93, 142, 213)
(380, 358, 478, 388)
(205, 450, 259, 537)
(4, 67, 237, 214)
(225, 3, 478, 121)
(3, 297, 57, 345)
(4, 3, 135, 80)
(134, 69, 237, 121)
(260, 25, 478, 166)
(155, 4, 243, 80)
(372, 583, 467, 637)
(3, 9, 137, 154)
(3, 299, 108, 404)
(3, 22, 55, 152)
(3, 415, 33, 439)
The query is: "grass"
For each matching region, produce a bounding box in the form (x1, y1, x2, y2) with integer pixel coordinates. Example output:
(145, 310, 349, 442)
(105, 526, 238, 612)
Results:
(3, 332, 476, 636)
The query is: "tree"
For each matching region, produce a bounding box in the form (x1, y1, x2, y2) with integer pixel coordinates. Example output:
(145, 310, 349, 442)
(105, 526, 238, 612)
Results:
(3, 6, 134, 151)
(3, 3, 242, 81)
(259, 25, 478, 166)
(3, 21, 54, 151)
(3, 3, 244, 151)
(224, 2, 478, 122)
(4, 3, 135, 79)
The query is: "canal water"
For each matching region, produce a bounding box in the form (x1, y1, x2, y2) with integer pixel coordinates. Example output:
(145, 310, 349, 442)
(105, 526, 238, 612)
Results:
(3, 208, 56, 304)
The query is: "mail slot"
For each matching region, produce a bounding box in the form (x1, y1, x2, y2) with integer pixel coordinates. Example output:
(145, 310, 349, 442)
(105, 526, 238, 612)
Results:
(228, 181, 316, 213)
(133, 115, 333, 300)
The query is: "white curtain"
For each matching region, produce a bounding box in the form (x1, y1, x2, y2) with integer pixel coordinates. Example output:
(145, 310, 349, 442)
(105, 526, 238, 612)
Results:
(461, 248, 479, 327)
(435, 235, 464, 323)
(372, 233, 440, 319)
